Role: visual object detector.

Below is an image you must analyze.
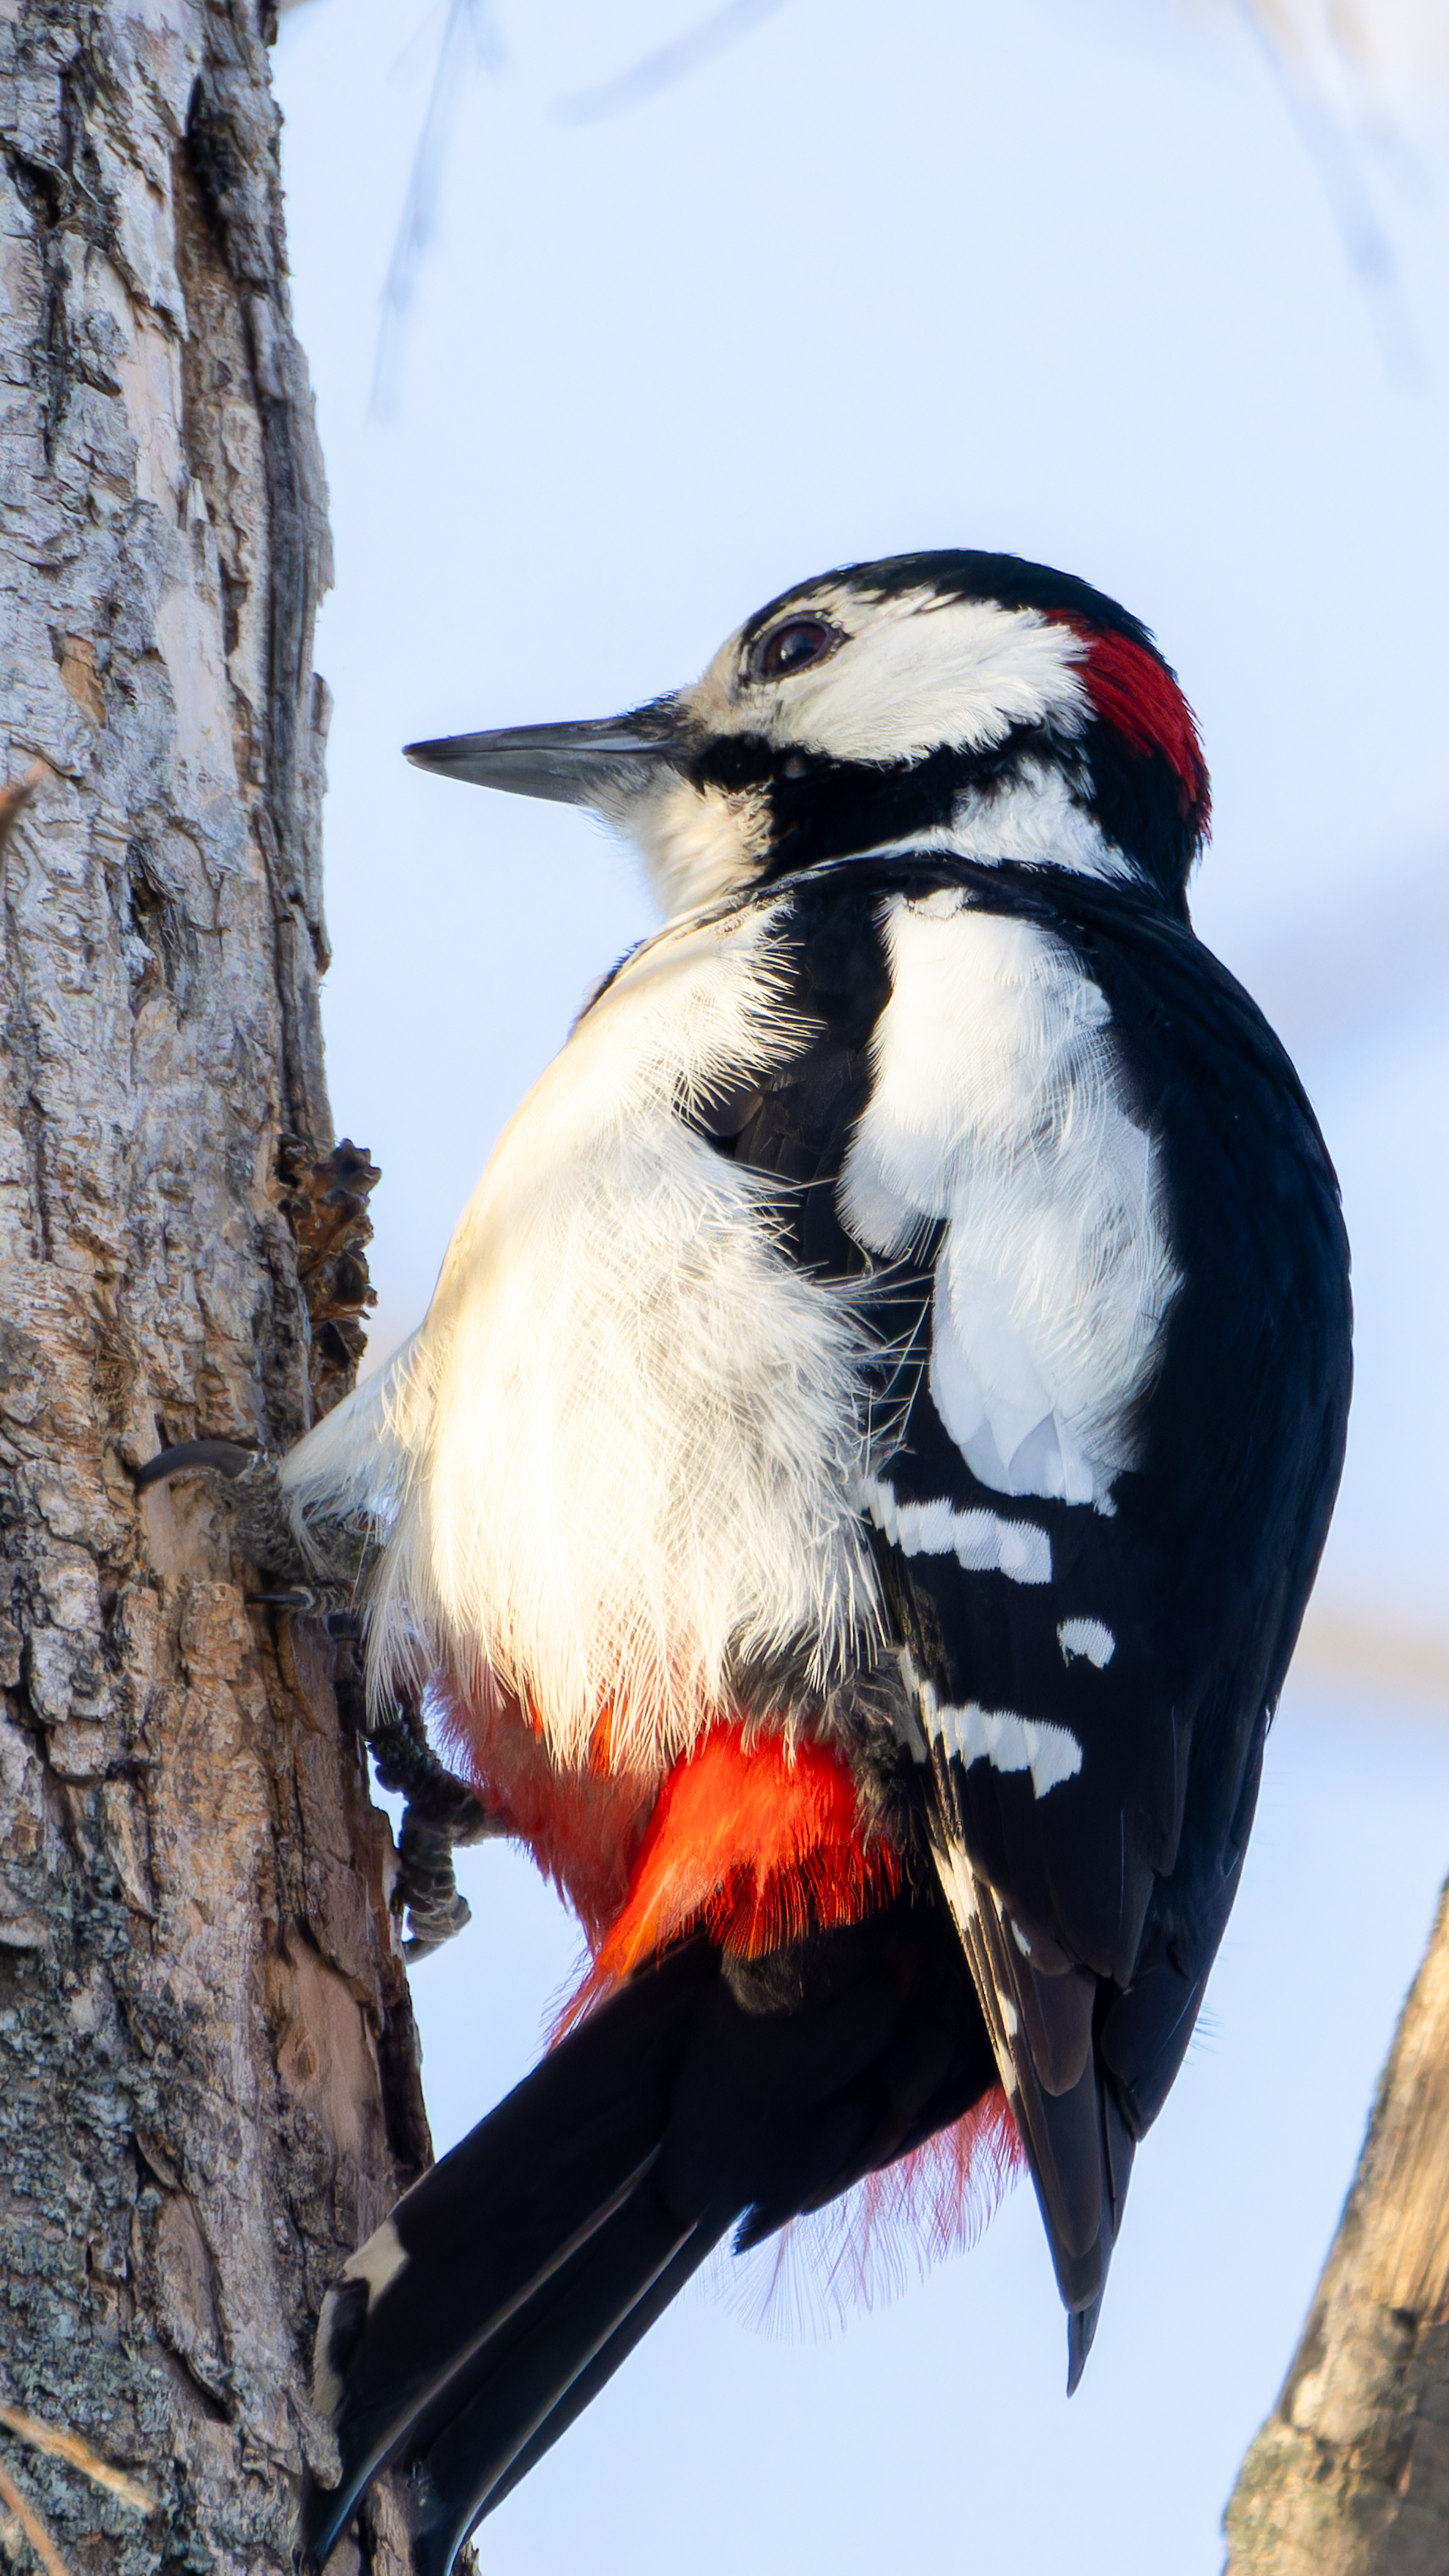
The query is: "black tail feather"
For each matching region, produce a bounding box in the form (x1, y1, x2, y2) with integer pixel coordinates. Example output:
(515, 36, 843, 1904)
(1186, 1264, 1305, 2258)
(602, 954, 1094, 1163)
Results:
(306, 1944, 715, 2564)
(472, 2223, 726, 2534)
(306, 1892, 997, 2575)
(409, 2187, 721, 2576)
(305, 2148, 663, 2566)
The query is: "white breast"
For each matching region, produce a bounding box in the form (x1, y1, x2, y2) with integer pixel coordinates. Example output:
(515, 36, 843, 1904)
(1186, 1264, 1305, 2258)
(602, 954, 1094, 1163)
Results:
(838, 889, 1180, 1511)
(280, 897, 880, 1769)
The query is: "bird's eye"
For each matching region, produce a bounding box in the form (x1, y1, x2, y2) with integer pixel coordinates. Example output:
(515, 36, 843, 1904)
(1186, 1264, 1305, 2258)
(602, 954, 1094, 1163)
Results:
(748, 616, 843, 683)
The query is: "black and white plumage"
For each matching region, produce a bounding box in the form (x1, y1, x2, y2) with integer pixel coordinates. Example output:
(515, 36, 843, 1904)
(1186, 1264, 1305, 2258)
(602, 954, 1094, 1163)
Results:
(288, 552, 1351, 2572)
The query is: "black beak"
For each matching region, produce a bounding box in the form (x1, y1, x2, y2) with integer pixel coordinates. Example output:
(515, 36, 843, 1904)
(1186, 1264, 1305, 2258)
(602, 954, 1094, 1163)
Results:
(403, 703, 682, 807)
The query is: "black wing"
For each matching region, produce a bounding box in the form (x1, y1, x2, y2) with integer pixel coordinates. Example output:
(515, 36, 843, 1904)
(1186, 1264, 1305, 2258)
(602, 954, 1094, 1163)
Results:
(715, 855, 1350, 2374)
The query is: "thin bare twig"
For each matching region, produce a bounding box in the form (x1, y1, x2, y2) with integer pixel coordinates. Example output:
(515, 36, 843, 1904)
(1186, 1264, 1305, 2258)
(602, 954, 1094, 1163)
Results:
(1234, 0, 1418, 373)
(1295, 1602, 1449, 1709)
(0, 2407, 154, 2516)
(371, 0, 504, 417)
(0, 2461, 75, 2576)
(557, 0, 791, 123)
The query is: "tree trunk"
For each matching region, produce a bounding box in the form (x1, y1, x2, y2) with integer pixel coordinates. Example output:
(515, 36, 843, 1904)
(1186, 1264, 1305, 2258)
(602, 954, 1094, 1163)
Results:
(1225, 1878, 1449, 2572)
(0, 5, 426, 2569)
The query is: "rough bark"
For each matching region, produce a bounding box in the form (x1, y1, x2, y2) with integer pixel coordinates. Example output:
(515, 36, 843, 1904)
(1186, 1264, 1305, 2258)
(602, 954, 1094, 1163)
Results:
(1225, 1878, 1449, 2573)
(0, 4, 426, 2570)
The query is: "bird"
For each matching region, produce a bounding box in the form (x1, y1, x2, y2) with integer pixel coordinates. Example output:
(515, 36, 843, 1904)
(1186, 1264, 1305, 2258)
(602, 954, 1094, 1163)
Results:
(280, 549, 1351, 2575)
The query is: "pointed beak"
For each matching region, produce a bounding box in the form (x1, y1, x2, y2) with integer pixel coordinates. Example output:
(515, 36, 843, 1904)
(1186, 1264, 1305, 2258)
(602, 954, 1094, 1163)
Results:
(403, 703, 682, 808)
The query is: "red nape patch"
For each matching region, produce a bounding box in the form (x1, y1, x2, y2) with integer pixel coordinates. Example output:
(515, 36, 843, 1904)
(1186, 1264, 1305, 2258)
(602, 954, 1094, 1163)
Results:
(559, 1728, 901, 2030)
(1050, 615, 1211, 836)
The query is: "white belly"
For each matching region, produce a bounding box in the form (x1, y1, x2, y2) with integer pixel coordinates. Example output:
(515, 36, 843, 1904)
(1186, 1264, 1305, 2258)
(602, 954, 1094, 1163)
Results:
(282, 895, 880, 1769)
(283, 877, 1180, 1770)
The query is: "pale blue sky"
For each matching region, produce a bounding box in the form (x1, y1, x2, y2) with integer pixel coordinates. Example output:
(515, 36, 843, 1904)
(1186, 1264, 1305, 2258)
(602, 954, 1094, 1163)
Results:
(272, 6, 1448, 2565)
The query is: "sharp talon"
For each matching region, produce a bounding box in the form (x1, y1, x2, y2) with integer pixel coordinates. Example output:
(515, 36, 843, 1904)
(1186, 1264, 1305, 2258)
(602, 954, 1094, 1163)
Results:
(133, 1438, 258, 1490)
(247, 1588, 321, 1611)
(404, 1893, 472, 1960)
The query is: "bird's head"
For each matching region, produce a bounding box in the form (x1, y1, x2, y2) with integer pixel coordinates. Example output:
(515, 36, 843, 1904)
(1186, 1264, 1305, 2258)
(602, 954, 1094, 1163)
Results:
(408, 550, 1209, 919)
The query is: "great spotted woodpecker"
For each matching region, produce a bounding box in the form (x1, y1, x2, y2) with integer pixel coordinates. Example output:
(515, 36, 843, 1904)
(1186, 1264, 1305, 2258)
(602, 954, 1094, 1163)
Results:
(285, 551, 1349, 2572)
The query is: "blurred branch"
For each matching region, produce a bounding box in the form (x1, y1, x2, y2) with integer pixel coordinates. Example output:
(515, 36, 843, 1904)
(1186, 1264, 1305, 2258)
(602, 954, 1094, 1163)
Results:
(1237, 0, 1402, 368)
(369, 0, 792, 400)
(372, 0, 504, 416)
(1231, 0, 1449, 115)
(1295, 1599, 1449, 1711)
(1230, 0, 1428, 370)
(0, 2408, 154, 2517)
(0, 2461, 72, 2576)
(556, 0, 791, 123)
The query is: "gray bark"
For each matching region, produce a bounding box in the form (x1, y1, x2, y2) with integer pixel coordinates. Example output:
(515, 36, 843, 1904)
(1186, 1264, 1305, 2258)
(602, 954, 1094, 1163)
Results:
(0, 4, 425, 2569)
(1225, 1879, 1449, 2572)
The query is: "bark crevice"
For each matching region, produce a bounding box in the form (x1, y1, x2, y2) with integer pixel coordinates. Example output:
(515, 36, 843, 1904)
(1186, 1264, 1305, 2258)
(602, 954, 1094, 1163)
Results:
(0, 4, 420, 2568)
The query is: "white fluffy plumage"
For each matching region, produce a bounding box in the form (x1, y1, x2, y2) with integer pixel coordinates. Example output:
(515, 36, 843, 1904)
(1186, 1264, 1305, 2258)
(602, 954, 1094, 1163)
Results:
(840, 888, 1180, 1511)
(280, 896, 883, 1767)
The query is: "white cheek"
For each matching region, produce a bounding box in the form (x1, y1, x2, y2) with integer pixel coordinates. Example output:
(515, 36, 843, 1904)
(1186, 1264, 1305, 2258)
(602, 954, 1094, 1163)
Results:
(770, 595, 1089, 763)
(947, 766, 1128, 878)
(853, 763, 1136, 888)
(623, 776, 770, 918)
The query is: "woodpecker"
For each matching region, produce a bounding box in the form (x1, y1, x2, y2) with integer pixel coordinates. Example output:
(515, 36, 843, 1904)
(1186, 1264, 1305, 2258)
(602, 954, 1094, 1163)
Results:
(282, 551, 1349, 2574)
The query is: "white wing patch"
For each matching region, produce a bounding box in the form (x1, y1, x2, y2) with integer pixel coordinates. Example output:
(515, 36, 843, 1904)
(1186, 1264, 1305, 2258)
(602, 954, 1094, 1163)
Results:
(860, 1476, 1051, 1583)
(943, 1705, 1083, 1799)
(840, 891, 1180, 1512)
(1057, 1616, 1116, 1668)
(909, 1655, 1082, 1800)
(280, 900, 880, 1770)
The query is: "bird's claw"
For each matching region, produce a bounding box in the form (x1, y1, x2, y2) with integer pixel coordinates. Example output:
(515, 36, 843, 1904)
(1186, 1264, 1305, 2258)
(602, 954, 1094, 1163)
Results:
(133, 1437, 260, 1490)
(364, 1694, 503, 1961)
(135, 1436, 492, 1961)
(133, 1435, 365, 1614)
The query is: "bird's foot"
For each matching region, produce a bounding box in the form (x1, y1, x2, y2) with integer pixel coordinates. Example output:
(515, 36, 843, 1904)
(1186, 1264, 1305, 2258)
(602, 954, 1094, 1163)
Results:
(360, 1686, 503, 1960)
(133, 1437, 496, 1959)
(133, 1438, 366, 1613)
